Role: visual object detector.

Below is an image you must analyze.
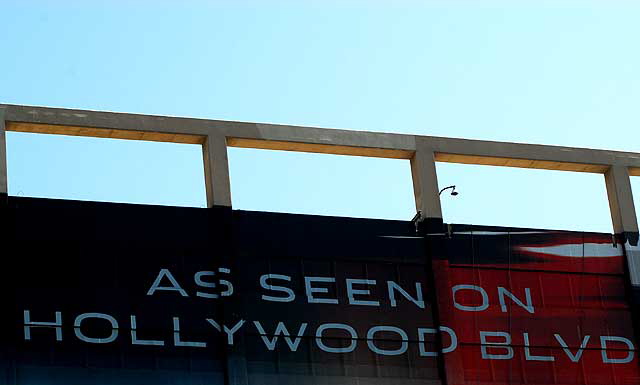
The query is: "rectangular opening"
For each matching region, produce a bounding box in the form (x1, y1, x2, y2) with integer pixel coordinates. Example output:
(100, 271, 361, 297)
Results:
(6, 132, 207, 207)
(227, 147, 415, 220)
(435, 162, 613, 233)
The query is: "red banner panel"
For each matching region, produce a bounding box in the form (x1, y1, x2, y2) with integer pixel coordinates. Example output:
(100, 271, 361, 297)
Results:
(429, 227, 638, 384)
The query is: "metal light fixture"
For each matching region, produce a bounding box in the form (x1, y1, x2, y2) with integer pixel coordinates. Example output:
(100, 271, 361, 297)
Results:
(439, 185, 458, 196)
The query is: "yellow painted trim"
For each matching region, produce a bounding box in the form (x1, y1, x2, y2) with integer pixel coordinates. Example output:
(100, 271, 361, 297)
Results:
(434, 153, 609, 173)
(6, 122, 205, 145)
(227, 137, 414, 159)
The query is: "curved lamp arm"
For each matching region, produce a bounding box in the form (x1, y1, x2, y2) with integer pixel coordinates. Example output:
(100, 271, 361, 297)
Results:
(439, 185, 458, 196)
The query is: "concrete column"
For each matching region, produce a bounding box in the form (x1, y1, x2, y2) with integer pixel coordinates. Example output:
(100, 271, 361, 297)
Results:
(203, 134, 246, 383)
(203, 134, 232, 208)
(605, 166, 640, 284)
(410, 140, 443, 230)
(605, 165, 638, 237)
(0, 107, 7, 198)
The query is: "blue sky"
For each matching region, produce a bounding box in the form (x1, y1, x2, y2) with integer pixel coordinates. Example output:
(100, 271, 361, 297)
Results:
(2, 1, 639, 232)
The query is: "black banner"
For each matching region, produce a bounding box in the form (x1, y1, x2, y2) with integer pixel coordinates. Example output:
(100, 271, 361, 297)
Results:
(3, 197, 639, 385)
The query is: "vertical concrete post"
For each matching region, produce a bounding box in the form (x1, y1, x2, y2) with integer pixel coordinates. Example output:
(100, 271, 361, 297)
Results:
(410, 140, 443, 230)
(203, 133, 246, 384)
(203, 133, 232, 208)
(411, 140, 451, 384)
(605, 165, 640, 284)
(0, 106, 8, 200)
(605, 166, 638, 239)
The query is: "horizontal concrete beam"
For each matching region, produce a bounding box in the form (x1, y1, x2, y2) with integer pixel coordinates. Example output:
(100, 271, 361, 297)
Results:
(427, 136, 640, 171)
(3, 104, 640, 172)
(3, 104, 222, 137)
(2, 104, 415, 156)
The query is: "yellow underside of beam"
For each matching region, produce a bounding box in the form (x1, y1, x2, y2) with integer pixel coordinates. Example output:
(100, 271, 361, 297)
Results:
(226, 137, 414, 159)
(6, 122, 206, 145)
(435, 153, 609, 173)
(6, 121, 630, 175)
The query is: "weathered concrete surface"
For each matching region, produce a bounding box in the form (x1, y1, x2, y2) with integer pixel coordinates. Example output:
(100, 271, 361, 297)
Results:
(1, 104, 415, 156)
(411, 139, 442, 221)
(203, 134, 232, 208)
(606, 165, 639, 236)
(1, 103, 638, 225)
(4, 103, 640, 169)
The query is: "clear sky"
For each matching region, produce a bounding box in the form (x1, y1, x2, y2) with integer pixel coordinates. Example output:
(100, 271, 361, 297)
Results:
(2, 1, 639, 233)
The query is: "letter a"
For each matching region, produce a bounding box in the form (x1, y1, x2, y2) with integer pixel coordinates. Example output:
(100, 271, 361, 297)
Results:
(147, 269, 189, 297)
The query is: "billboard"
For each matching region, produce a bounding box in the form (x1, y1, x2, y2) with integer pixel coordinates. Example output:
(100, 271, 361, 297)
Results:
(429, 228, 639, 384)
(2, 196, 639, 384)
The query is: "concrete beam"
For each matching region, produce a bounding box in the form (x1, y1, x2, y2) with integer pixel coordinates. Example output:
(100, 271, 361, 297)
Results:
(3, 104, 218, 138)
(411, 140, 442, 224)
(428, 136, 640, 171)
(2, 104, 415, 156)
(3, 104, 640, 237)
(4, 104, 640, 172)
(203, 134, 232, 208)
(226, 123, 416, 155)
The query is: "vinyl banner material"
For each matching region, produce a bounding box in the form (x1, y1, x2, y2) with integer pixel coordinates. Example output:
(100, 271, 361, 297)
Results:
(428, 227, 639, 385)
(2, 197, 639, 384)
